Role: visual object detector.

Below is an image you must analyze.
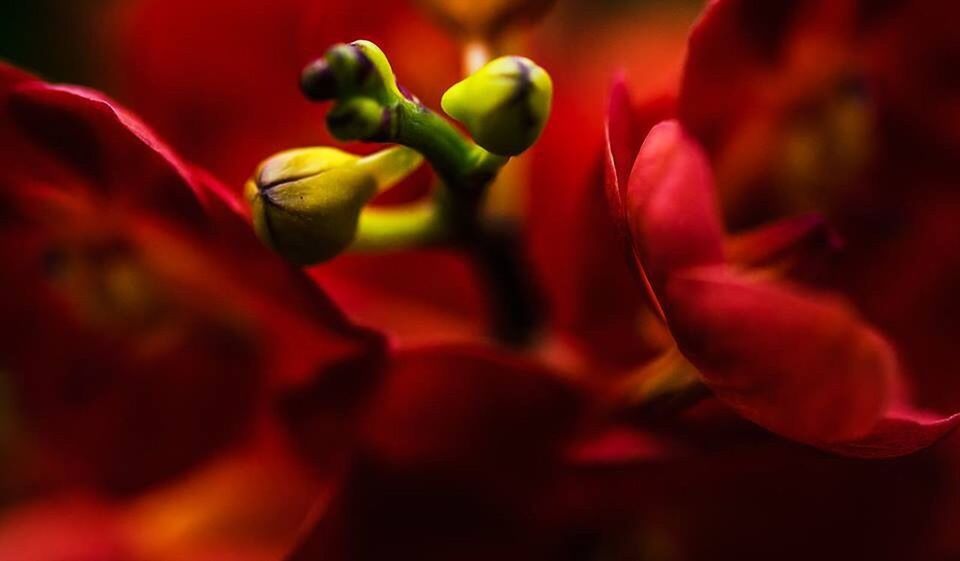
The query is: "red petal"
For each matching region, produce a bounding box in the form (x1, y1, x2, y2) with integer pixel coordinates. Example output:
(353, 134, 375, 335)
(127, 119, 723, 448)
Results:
(824, 407, 960, 459)
(664, 266, 896, 444)
(725, 212, 842, 269)
(678, 0, 813, 152)
(626, 120, 725, 293)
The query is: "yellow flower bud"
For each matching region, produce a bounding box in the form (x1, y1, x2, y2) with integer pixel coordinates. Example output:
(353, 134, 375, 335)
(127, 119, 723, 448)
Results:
(245, 146, 423, 264)
(441, 56, 552, 156)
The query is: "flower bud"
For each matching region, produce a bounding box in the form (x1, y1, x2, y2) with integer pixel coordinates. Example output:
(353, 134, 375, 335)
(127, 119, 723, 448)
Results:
(441, 56, 552, 156)
(300, 40, 402, 104)
(245, 146, 423, 264)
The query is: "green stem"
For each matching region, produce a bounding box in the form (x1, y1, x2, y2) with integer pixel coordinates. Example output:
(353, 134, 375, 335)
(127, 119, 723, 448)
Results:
(391, 100, 507, 194)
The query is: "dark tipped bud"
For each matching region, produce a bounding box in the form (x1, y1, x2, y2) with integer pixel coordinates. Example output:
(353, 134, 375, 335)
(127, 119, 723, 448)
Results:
(245, 146, 423, 264)
(300, 40, 402, 105)
(300, 59, 338, 101)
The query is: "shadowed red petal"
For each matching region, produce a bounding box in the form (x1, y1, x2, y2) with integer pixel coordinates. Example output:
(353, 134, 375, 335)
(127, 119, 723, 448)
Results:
(0, 499, 131, 561)
(725, 213, 841, 269)
(286, 344, 583, 561)
(679, 0, 811, 152)
(360, 344, 581, 480)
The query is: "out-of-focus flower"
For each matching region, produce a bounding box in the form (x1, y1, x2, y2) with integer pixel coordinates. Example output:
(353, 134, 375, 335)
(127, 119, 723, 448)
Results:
(677, 0, 960, 418)
(0, 433, 323, 561)
(0, 63, 382, 496)
(661, 0, 960, 440)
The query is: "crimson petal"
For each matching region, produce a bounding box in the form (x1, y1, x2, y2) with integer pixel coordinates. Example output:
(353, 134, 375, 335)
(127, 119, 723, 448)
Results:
(665, 267, 896, 444)
(725, 212, 841, 269)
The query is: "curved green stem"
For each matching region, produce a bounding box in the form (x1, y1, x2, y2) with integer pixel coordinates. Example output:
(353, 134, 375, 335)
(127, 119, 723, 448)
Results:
(317, 40, 544, 345)
(390, 100, 508, 194)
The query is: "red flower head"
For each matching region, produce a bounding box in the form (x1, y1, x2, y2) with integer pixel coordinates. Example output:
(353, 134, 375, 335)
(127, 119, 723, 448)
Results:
(605, 87, 960, 456)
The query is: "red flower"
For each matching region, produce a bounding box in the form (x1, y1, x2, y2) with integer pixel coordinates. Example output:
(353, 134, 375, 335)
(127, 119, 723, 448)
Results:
(677, 0, 960, 418)
(605, 85, 960, 454)
(0, 63, 381, 495)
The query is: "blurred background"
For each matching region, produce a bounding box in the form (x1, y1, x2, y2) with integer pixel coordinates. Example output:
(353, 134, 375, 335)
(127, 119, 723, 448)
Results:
(0, 0, 703, 186)
(4, 1, 960, 561)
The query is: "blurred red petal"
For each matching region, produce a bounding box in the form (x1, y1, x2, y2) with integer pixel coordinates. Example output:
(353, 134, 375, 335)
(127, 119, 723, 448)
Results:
(0, 498, 132, 561)
(725, 212, 841, 269)
(287, 343, 583, 561)
(360, 344, 581, 481)
(0, 66, 382, 494)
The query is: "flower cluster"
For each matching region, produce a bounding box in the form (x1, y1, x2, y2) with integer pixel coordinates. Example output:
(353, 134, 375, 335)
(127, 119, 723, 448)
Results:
(1, 0, 960, 560)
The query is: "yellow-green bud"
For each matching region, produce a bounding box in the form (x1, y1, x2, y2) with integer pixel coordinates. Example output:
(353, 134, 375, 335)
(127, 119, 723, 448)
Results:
(326, 97, 390, 141)
(245, 146, 423, 265)
(441, 56, 552, 156)
(301, 41, 402, 104)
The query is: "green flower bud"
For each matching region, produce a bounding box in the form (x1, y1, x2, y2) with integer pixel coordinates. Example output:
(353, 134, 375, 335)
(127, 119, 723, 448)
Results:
(441, 56, 552, 156)
(326, 97, 390, 141)
(301, 40, 402, 104)
(245, 146, 423, 264)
